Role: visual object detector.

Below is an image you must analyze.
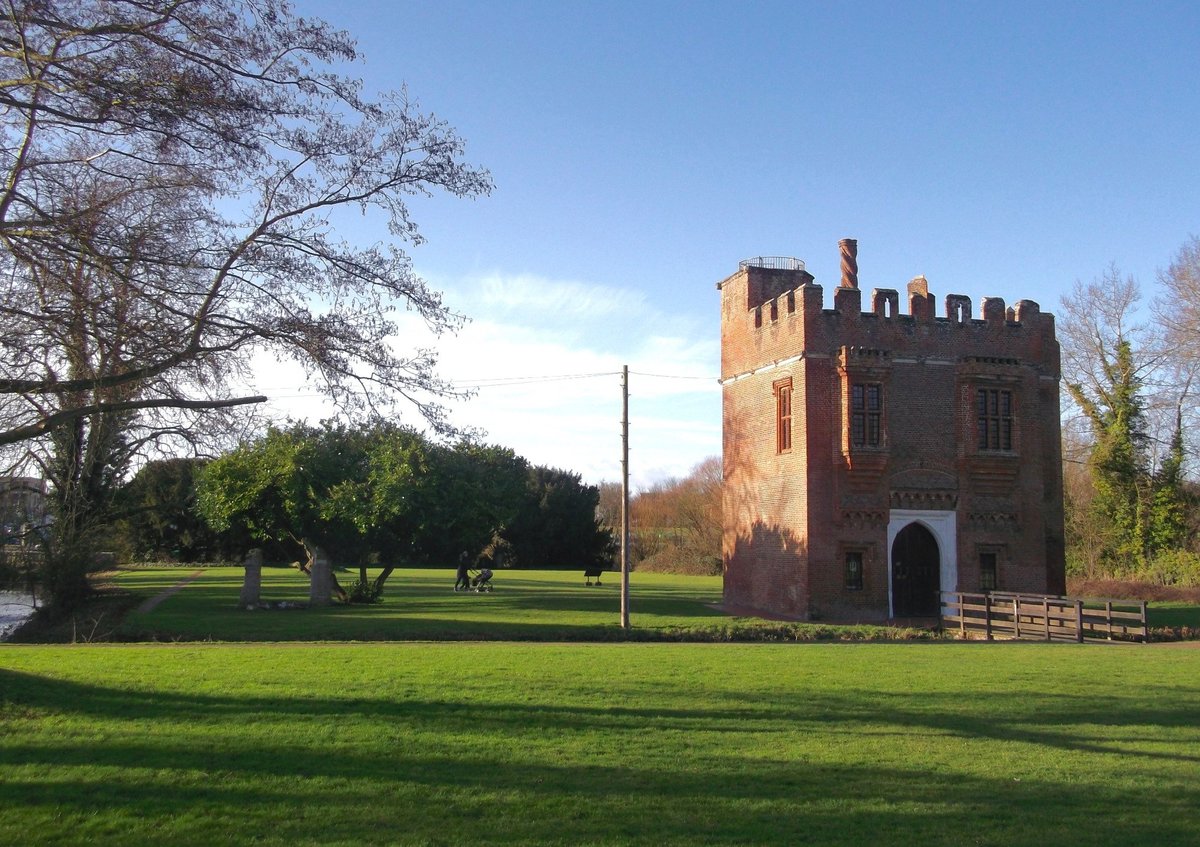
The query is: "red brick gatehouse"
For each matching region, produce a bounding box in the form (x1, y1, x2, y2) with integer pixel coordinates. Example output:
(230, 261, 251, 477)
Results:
(719, 239, 1066, 621)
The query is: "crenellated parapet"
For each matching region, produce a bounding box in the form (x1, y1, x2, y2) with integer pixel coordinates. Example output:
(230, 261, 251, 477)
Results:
(718, 239, 1059, 380)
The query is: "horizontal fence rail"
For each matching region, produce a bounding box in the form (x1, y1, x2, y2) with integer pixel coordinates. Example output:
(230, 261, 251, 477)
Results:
(941, 591, 1148, 643)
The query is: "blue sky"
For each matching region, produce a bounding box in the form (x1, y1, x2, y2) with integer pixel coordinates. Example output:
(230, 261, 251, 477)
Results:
(267, 0, 1200, 487)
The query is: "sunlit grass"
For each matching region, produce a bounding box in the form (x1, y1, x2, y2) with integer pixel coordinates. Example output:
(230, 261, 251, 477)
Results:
(114, 566, 732, 641)
(1, 642, 1197, 846)
(1148, 601, 1200, 629)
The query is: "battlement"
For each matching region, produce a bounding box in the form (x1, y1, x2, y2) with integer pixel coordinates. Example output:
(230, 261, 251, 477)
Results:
(745, 281, 1047, 329)
(719, 238, 1060, 380)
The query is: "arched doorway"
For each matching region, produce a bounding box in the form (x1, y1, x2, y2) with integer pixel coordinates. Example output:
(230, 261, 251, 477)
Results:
(891, 522, 940, 617)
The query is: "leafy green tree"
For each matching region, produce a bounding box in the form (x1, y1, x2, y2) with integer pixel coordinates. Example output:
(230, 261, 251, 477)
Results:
(117, 458, 228, 562)
(196, 423, 536, 601)
(1067, 337, 1150, 568)
(1147, 409, 1188, 555)
(501, 466, 613, 569)
(413, 443, 529, 566)
(196, 428, 304, 553)
(1060, 273, 1149, 572)
(197, 423, 385, 601)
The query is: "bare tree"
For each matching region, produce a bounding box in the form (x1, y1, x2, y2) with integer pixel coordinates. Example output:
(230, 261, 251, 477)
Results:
(629, 457, 722, 574)
(1058, 266, 1199, 573)
(1154, 235, 1200, 473)
(1155, 236, 1200, 358)
(0, 0, 492, 609)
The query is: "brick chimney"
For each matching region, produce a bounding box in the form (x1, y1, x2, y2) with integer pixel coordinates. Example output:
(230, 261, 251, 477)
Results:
(839, 238, 858, 289)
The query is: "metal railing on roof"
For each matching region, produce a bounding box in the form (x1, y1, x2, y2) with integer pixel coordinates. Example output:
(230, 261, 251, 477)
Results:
(739, 256, 805, 271)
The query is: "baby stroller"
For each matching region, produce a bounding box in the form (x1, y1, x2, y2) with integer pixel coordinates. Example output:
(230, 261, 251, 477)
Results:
(470, 568, 494, 593)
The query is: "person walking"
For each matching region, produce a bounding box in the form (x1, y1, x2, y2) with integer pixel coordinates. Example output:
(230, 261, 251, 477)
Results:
(454, 553, 471, 591)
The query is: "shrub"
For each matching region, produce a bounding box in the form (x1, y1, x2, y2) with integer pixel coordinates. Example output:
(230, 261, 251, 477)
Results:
(635, 546, 721, 576)
(344, 579, 384, 605)
(1067, 576, 1200, 603)
(1137, 550, 1200, 587)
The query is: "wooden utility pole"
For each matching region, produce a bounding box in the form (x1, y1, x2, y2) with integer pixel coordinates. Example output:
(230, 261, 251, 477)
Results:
(620, 365, 630, 629)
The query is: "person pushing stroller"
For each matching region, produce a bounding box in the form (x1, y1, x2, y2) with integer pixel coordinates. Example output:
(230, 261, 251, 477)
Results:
(453, 553, 494, 593)
(471, 567, 494, 592)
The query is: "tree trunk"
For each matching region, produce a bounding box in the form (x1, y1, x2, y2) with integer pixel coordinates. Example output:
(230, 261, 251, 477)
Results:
(330, 568, 347, 602)
(373, 565, 395, 594)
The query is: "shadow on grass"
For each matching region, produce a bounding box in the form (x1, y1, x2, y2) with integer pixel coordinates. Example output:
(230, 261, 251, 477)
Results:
(1, 668, 1198, 846)
(4, 666, 1199, 756)
(1150, 604, 1200, 628)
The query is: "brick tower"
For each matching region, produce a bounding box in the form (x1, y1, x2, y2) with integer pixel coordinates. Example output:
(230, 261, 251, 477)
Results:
(718, 240, 1065, 621)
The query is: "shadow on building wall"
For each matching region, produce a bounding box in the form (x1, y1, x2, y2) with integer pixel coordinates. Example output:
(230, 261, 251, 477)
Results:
(725, 520, 809, 619)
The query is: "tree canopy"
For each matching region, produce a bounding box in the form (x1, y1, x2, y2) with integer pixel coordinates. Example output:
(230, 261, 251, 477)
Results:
(0, 0, 491, 444)
(0, 1, 491, 610)
(196, 422, 615, 603)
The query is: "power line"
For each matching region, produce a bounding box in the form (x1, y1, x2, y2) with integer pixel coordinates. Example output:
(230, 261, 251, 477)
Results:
(450, 371, 621, 389)
(253, 368, 720, 397)
(629, 370, 718, 381)
(252, 372, 618, 395)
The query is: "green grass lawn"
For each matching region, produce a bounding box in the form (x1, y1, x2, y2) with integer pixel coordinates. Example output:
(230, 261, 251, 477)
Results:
(1148, 601, 1200, 629)
(111, 566, 924, 643)
(102, 565, 1200, 642)
(114, 566, 728, 641)
(1, 642, 1197, 846)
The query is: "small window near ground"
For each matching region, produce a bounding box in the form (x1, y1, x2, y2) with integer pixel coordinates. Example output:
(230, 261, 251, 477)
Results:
(980, 552, 998, 591)
(845, 551, 864, 590)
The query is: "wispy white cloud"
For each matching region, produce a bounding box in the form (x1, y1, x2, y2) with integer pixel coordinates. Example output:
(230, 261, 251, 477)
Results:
(246, 270, 721, 488)
(473, 272, 648, 322)
(431, 271, 719, 485)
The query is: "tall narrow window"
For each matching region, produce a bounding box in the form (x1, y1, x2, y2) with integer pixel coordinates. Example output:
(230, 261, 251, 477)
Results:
(774, 378, 792, 453)
(977, 389, 1013, 451)
(851, 383, 882, 447)
(979, 552, 998, 591)
(845, 551, 864, 590)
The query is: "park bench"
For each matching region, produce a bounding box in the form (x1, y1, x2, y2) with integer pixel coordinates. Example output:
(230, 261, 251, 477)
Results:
(584, 568, 605, 586)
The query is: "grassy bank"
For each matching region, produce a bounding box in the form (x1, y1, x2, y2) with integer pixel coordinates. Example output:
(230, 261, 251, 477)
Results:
(1, 642, 1197, 846)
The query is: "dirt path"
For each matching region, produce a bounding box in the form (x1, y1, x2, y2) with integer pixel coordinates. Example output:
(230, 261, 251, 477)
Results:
(134, 569, 205, 614)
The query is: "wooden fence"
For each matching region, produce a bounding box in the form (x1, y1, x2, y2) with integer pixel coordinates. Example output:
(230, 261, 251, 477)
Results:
(940, 590, 1148, 643)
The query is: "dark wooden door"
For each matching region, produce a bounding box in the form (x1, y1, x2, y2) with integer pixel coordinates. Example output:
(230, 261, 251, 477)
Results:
(891, 522, 940, 617)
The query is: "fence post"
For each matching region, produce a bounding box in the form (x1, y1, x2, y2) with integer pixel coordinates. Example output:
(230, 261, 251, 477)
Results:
(1140, 601, 1148, 643)
(1105, 600, 1113, 641)
(1074, 599, 1084, 643)
(984, 593, 992, 641)
(1043, 596, 1050, 641)
(1012, 597, 1020, 639)
(959, 593, 965, 639)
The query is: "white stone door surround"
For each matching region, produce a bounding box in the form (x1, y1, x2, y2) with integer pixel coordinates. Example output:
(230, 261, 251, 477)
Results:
(887, 509, 957, 618)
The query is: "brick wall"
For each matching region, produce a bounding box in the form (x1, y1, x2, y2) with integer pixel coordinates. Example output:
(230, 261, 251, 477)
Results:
(720, 250, 1066, 621)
